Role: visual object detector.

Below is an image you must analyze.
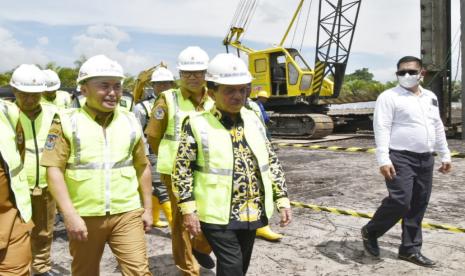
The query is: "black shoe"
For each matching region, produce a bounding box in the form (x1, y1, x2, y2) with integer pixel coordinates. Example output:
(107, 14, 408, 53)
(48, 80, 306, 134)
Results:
(361, 226, 380, 257)
(398, 252, 436, 267)
(193, 249, 215, 269)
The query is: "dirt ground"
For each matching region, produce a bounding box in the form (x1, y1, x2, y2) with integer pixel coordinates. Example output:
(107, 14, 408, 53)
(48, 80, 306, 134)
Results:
(49, 136, 465, 276)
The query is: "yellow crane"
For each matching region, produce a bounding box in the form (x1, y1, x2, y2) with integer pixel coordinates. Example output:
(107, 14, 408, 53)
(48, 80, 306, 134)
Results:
(132, 62, 168, 103)
(224, 0, 361, 138)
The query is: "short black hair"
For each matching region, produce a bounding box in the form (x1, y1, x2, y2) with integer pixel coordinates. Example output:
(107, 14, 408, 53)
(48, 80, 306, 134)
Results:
(206, 81, 219, 91)
(397, 56, 423, 70)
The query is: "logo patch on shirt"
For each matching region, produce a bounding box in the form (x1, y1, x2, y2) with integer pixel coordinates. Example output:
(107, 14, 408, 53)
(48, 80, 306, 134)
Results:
(119, 99, 127, 107)
(432, 98, 438, 107)
(153, 107, 165, 120)
(44, 134, 58, 150)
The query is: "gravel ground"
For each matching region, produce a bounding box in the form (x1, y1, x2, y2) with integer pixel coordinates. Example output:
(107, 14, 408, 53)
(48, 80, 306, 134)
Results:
(49, 136, 465, 275)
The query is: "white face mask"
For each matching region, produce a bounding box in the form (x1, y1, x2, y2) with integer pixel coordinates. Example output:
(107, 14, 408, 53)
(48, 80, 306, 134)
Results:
(397, 73, 420, 89)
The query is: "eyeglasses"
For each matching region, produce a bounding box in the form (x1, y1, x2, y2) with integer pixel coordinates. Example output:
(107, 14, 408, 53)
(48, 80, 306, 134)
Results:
(180, 71, 206, 78)
(396, 70, 419, 76)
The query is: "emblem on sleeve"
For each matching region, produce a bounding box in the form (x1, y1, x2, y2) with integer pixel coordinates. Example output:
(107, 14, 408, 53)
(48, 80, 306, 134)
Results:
(44, 134, 58, 150)
(153, 107, 165, 120)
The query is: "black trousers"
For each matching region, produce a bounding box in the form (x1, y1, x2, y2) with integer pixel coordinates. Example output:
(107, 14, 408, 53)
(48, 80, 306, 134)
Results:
(202, 227, 256, 276)
(365, 150, 434, 254)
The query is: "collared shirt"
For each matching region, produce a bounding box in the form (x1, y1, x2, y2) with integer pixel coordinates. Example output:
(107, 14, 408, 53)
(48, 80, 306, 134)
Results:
(40, 104, 148, 172)
(172, 105, 289, 229)
(144, 86, 210, 156)
(373, 85, 451, 167)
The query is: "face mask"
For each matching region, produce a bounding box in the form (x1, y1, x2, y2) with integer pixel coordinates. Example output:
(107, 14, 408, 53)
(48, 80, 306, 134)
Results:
(397, 73, 420, 89)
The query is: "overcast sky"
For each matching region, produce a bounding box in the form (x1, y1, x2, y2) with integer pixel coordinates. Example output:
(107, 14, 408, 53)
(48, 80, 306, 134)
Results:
(0, 0, 461, 82)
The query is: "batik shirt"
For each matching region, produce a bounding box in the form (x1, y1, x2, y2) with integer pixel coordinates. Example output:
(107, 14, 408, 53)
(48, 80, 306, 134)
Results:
(172, 106, 289, 229)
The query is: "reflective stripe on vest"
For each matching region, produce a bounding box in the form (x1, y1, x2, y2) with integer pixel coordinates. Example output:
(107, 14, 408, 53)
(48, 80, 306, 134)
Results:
(61, 108, 142, 216)
(68, 110, 137, 170)
(188, 108, 274, 225)
(156, 88, 214, 174)
(0, 103, 32, 222)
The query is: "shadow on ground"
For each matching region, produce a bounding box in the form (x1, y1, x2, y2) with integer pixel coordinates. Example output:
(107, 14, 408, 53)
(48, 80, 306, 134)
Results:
(316, 239, 399, 265)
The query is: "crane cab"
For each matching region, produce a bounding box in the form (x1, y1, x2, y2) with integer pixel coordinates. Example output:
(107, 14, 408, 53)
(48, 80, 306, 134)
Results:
(248, 47, 334, 99)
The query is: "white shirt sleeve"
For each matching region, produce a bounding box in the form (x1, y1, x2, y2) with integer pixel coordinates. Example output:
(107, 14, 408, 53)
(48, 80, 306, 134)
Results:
(431, 96, 451, 163)
(373, 92, 394, 167)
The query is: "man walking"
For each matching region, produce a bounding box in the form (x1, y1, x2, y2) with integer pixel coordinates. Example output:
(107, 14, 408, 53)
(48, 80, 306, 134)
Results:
(145, 46, 214, 275)
(361, 56, 452, 267)
(172, 53, 292, 276)
(41, 55, 153, 276)
(12, 65, 58, 276)
(133, 67, 175, 228)
(0, 85, 34, 276)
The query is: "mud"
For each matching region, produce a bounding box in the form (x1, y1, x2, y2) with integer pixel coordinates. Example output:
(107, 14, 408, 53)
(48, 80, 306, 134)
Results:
(49, 136, 465, 275)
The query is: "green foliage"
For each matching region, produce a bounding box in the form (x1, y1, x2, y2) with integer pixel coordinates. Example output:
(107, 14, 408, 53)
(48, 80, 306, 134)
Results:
(340, 68, 395, 99)
(0, 71, 12, 86)
(345, 68, 374, 82)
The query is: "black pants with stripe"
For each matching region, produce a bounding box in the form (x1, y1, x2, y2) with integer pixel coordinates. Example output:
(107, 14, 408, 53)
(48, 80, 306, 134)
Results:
(365, 150, 434, 255)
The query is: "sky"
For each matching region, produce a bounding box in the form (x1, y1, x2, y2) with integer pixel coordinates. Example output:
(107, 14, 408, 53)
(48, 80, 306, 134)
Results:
(0, 0, 461, 83)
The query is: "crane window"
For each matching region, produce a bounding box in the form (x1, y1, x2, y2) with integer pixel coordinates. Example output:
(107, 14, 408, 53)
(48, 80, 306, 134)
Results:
(254, 59, 267, 73)
(288, 63, 298, 85)
(300, 74, 312, 90)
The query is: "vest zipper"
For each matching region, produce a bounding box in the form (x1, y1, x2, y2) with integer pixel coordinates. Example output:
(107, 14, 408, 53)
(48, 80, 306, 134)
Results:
(103, 128, 111, 213)
(31, 119, 40, 188)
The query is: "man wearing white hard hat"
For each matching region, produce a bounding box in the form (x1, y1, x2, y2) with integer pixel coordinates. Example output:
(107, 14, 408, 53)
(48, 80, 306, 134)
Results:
(0, 67, 35, 275)
(133, 67, 175, 229)
(41, 69, 72, 109)
(172, 53, 292, 276)
(10, 64, 59, 276)
(145, 46, 214, 275)
(41, 55, 153, 275)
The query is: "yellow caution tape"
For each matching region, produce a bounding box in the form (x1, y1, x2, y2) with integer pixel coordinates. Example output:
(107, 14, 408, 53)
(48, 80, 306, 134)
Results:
(277, 144, 465, 158)
(291, 201, 465, 233)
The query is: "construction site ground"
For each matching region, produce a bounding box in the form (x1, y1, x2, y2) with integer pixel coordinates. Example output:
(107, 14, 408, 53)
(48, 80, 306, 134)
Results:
(50, 135, 465, 276)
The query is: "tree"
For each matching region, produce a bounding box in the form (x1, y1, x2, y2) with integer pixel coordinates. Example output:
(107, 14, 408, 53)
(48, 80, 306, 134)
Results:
(345, 68, 374, 82)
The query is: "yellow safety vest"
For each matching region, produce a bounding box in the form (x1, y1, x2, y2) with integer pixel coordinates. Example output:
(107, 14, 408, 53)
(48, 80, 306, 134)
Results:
(0, 100, 32, 222)
(61, 108, 143, 216)
(157, 88, 214, 174)
(19, 103, 57, 190)
(188, 108, 274, 225)
(41, 90, 72, 109)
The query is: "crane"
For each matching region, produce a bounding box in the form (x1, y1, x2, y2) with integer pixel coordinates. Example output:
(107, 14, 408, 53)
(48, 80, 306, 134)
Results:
(223, 0, 361, 138)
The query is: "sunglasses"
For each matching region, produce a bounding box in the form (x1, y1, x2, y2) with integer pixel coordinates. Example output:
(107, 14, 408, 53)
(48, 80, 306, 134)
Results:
(396, 70, 419, 76)
(180, 71, 206, 78)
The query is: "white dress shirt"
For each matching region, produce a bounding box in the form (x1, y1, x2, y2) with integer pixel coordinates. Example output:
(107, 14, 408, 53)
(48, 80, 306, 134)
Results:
(373, 85, 451, 167)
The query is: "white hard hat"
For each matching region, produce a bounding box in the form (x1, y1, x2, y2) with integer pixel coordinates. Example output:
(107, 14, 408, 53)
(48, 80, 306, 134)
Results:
(177, 46, 209, 71)
(77, 54, 124, 84)
(9, 64, 47, 93)
(206, 53, 252, 85)
(151, 67, 175, 82)
(42, 69, 61, 91)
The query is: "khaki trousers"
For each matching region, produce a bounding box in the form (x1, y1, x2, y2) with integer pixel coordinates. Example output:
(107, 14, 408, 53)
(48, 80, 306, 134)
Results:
(69, 209, 151, 276)
(162, 175, 211, 276)
(31, 189, 56, 274)
(0, 215, 32, 276)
